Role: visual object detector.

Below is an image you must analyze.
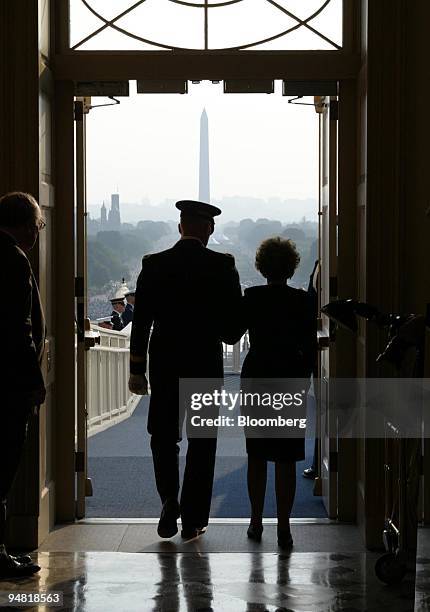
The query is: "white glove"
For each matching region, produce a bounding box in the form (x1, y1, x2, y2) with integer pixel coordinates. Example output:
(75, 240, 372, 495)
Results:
(129, 373, 148, 395)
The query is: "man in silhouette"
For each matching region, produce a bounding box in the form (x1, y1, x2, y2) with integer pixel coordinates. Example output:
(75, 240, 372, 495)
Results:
(0, 192, 45, 577)
(129, 200, 242, 539)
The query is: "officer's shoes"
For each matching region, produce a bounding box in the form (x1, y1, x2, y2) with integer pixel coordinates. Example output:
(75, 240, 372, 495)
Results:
(180, 526, 207, 540)
(157, 499, 180, 538)
(0, 553, 41, 578)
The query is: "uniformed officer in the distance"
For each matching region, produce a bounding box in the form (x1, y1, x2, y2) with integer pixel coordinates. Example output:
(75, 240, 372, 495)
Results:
(110, 297, 125, 331)
(129, 200, 243, 540)
(122, 290, 135, 326)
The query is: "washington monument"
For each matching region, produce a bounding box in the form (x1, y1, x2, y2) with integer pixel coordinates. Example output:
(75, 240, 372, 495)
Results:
(199, 108, 210, 203)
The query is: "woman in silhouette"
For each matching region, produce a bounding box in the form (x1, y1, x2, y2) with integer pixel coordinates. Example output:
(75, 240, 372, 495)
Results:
(240, 237, 317, 549)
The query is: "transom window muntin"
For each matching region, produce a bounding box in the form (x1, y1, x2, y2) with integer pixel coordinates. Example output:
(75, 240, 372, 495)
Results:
(70, 0, 343, 52)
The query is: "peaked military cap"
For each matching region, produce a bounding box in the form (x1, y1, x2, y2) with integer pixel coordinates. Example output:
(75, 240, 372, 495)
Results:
(110, 297, 125, 305)
(176, 200, 221, 220)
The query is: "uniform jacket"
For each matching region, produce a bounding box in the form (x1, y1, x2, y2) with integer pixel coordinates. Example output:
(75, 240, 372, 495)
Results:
(130, 238, 243, 433)
(122, 303, 134, 326)
(131, 238, 243, 377)
(0, 230, 45, 395)
(111, 311, 124, 331)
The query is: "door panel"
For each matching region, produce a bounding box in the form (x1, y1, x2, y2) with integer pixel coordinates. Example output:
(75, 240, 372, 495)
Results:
(38, 1, 56, 542)
(75, 98, 89, 518)
(318, 96, 338, 519)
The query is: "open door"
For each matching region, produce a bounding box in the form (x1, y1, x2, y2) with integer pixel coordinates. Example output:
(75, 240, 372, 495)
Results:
(75, 97, 91, 518)
(317, 95, 338, 519)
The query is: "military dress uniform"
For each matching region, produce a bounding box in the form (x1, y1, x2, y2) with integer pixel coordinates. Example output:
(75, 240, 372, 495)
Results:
(130, 201, 243, 531)
(110, 297, 125, 331)
(111, 310, 124, 331)
(122, 293, 134, 326)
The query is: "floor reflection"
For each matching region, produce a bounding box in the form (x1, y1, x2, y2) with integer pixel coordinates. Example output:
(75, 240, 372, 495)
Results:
(0, 549, 425, 611)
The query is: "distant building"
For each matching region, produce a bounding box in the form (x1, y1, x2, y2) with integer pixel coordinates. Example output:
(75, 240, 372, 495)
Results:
(100, 202, 107, 229)
(108, 193, 121, 230)
(98, 194, 122, 231)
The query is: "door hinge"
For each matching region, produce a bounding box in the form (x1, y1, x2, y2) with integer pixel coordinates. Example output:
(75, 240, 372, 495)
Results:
(330, 450, 338, 473)
(75, 451, 85, 473)
(330, 99, 339, 121)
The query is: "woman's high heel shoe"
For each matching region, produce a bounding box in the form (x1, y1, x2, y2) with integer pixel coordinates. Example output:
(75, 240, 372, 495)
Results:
(277, 529, 293, 550)
(247, 523, 263, 542)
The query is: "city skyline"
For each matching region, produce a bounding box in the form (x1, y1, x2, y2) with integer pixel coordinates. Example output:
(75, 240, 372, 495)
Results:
(89, 194, 318, 226)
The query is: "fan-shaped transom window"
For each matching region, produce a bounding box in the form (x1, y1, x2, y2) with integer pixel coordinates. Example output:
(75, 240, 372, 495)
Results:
(70, 0, 343, 52)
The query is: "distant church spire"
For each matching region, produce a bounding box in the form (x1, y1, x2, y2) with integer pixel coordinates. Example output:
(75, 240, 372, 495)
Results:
(108, 193, 121, 229)
(199, 108, 210, 203)
(100, 201, 107, 227)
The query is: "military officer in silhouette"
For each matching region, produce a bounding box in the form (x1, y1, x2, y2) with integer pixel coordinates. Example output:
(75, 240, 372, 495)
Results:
(129, 200, 242, 540)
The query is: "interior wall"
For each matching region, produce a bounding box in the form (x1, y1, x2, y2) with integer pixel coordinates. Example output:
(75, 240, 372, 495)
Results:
(357, 0, 430, 547)
(0, 0, 55, 548)
(400, 3, 430, 311)
(400, 0, 430, 525)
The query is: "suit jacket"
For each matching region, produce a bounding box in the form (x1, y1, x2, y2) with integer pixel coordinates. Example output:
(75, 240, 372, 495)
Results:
(241, 284, 317, 380)
(0, 230, 45, 395)
(130, 239, 242, 431)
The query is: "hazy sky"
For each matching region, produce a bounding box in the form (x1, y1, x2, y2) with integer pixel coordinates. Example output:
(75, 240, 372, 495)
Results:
(86, 83, 319, 212)
(74, 0, 342, 222)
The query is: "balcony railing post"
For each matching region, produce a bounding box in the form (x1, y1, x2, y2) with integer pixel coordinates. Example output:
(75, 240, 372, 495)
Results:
(84, 325, 140, 436)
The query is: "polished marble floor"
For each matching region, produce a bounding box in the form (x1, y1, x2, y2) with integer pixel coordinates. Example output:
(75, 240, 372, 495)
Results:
(38, 522, 364, 554)
(0, 550, 428, 612)
(1, 525, 428, 611)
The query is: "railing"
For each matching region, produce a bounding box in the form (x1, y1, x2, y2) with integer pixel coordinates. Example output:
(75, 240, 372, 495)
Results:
(86, 324, 249, 436)
(87, 325, 140, 436)
(223, 332, 249, 373)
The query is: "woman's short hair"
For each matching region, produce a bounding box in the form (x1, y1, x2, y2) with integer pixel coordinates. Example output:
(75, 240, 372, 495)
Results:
(255, 236, 300, 280)
(0, 192, 40, 228)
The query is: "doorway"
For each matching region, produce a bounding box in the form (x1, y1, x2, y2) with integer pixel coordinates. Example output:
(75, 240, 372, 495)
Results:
(74, 80, 336, 520)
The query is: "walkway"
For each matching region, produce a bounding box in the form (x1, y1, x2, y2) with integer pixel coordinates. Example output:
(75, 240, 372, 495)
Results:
(87, 376, 326, 519)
